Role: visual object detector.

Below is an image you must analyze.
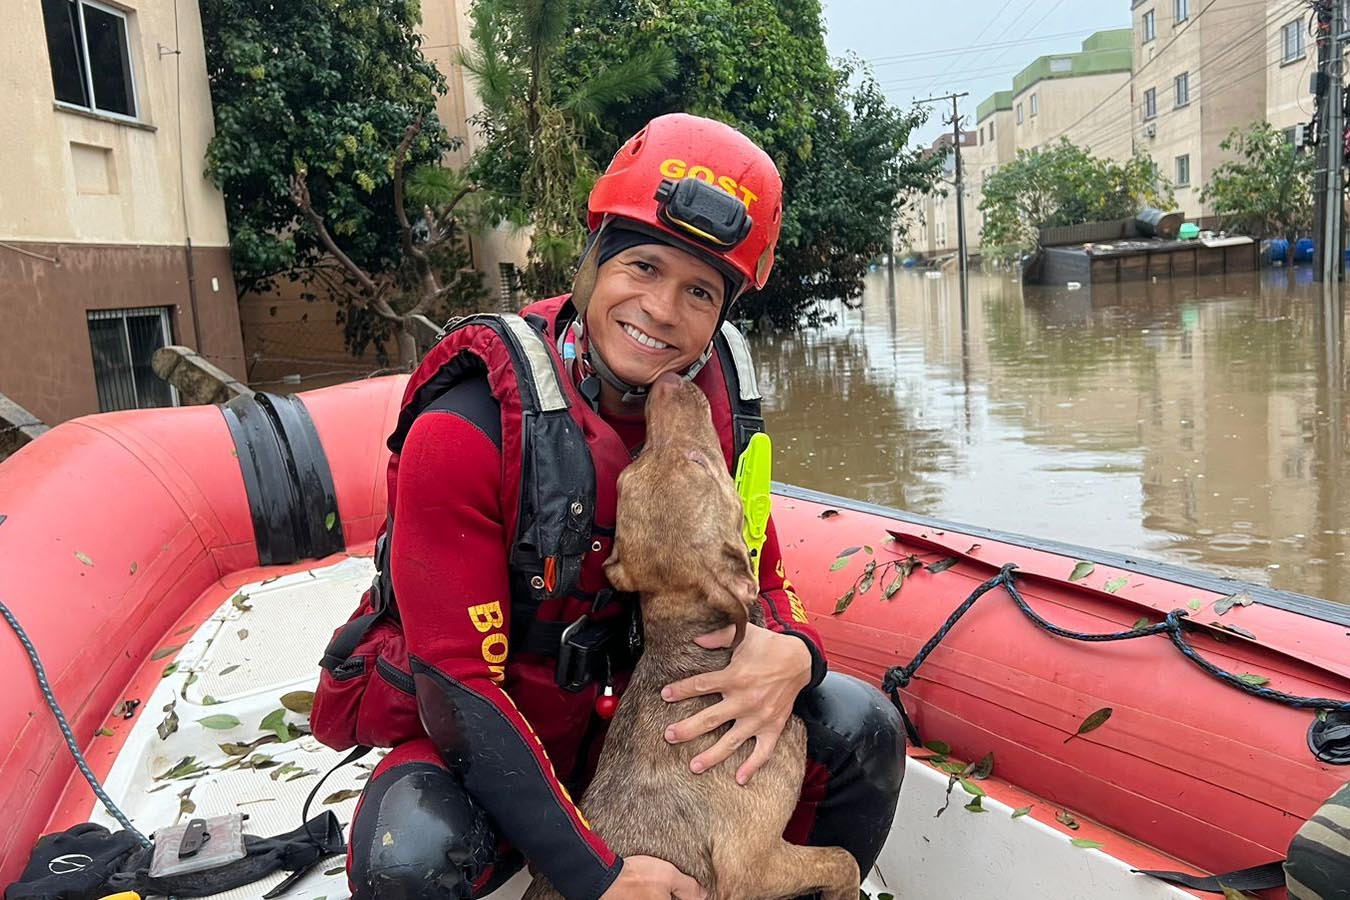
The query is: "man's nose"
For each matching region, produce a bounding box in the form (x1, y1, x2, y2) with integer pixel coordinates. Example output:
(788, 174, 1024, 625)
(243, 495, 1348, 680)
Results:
(635, 280, 681, 326)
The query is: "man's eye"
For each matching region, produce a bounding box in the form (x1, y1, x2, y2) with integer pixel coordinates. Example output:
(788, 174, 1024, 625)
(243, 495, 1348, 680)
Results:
(631, 260, 654, 274)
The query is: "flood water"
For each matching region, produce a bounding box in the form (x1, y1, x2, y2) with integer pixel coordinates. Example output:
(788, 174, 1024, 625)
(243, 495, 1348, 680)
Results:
(749, 267, 1350, 605)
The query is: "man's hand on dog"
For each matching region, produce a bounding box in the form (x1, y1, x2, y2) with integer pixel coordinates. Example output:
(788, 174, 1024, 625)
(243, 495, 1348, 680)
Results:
(601, 854, 707, 899)
(660, 623, 813, 784)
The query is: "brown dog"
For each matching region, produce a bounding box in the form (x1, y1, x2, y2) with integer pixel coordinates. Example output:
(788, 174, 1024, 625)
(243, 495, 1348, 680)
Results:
(522, 374, 859, 900)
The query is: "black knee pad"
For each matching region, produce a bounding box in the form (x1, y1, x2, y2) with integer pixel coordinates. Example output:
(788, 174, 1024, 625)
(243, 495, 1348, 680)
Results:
(349, 762, 507, 900)
(798, 672, 906, 790)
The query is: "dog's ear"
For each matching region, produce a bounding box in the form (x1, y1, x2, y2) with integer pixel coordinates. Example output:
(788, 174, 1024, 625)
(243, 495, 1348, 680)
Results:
(709, 546, 757, 649)
(603, 544, 636, 592)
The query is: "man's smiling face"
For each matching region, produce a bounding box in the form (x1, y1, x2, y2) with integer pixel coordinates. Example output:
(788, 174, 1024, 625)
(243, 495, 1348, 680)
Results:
(584, 241, 727, 391)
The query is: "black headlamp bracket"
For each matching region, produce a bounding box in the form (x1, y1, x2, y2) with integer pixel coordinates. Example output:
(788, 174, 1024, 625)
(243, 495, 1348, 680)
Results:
(654, 177, 753, 249)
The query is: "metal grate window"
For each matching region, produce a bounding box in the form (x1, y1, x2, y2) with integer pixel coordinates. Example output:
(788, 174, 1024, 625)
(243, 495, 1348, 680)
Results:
(498, 262, 519, 306)
(86, 307, 177, 412)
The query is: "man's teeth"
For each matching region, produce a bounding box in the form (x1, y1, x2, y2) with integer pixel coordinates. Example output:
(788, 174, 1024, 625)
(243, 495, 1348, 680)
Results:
(622, 323, 670, 350)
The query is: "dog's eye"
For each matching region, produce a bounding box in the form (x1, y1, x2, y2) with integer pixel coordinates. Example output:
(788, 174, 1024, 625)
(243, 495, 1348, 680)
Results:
(684, 449, 712, 471)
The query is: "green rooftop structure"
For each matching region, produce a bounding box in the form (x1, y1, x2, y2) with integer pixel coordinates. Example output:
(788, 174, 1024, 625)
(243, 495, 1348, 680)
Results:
(976, 91, 1013, 124)
(1010, 28, 1133, 97)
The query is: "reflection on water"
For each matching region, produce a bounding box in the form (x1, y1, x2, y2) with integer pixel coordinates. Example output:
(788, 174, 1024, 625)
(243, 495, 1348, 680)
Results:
(751, 266, 1350, 604)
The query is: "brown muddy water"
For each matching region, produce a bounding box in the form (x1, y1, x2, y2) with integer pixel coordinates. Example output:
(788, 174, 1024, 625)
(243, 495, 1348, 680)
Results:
(748, 266, 1350, 604)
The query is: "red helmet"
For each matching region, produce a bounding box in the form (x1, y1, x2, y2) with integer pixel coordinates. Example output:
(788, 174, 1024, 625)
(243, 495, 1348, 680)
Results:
(588, 114, 783, 294)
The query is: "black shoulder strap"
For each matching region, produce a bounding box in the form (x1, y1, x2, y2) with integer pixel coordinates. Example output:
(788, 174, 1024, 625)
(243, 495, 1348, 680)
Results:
(713, 321, 766, 462)
(390, 314, 596, 603)
(1131, 862, 1286, 893)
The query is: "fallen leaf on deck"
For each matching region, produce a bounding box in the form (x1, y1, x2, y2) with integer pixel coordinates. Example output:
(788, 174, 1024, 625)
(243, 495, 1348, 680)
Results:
(1069, 561, 1094, 582)
(96, 727, 115, 737)
(155, 756, 206, 781)
(198, 714, 242, 730)
(158, 702, 179, 740)
(1104, 577, 1128, 594)
(958, 779, 986, 798)
(1055, 810, 1080, 830)
(964, 796, 987, 813)
(177, 787, 196, 822)
(129, 562, 138, 575)
(113, 699, 140, 718)
(818, 509, 840, 519)
(1222, 624, 1257, 640)
(832, 588, 856, 615)
(238, 629, 250, 640)
(1214, 592, 1254, 616)
(323, 789, 362, 805)
(923, 740, 951, 755)
(1064, 707, 1113, 743)
(162, 663, 179, 678)
(260, 708, 291, 741)
(1131, 617, 1152, 631)
(1187, 598, 1203, 611)
(202, 695, 220, 705)
(1011, 805, 1033, 818)
(838, 546, 862, 558)
(75, 551, 93, 567)
(281, 691, 315, 715)
(829, 557, 851, 572)
(1236, 673, 1270, 686)
(882, 570, 905, 600)
(1070, 839, 1104, 849)
(968, 752, 994, 780)
(325, 512, 337, 531)
(230, 593, 252, 612)
(151, 644, 184, 661)
(858, 560, 876, 594)
(219, 664, 240, 676)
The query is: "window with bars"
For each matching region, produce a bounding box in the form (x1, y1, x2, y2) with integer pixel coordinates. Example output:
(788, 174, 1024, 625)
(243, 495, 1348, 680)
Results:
(86, 307, 176, 412)
(40, 0, 138, 119)
(498, 262, 520, 307)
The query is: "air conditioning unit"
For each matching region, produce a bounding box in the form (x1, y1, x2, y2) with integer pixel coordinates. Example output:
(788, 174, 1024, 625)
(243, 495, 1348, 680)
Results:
(1143, 123, 1158, 138)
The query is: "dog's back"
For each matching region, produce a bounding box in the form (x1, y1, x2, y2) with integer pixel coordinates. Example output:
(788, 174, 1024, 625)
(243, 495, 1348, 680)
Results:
(522, 376, 856, 900)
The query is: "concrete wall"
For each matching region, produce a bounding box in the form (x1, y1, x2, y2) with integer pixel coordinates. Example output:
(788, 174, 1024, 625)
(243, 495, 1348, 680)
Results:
(1265, 0, 1316, 135)
(1, 0, 243, 425)
(1013, 70, 1133, 161)
(1130, 0, 1271, 216)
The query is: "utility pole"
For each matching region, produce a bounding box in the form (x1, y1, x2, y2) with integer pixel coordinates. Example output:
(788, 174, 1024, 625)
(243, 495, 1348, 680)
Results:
(916, 92, 971, 306)
(1313, 0, 1345, 284)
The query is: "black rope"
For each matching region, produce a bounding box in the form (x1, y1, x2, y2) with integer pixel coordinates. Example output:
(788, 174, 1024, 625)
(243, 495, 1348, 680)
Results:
(0, 599, 152, 846)
(882, 564, 1350, 746)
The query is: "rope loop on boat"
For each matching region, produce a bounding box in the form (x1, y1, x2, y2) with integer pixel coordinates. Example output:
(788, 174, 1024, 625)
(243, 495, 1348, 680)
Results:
(882, 564, 1350, 748)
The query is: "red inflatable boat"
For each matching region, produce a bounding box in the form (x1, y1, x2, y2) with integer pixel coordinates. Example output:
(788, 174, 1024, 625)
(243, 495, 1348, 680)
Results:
(1, 374, 1346, 899)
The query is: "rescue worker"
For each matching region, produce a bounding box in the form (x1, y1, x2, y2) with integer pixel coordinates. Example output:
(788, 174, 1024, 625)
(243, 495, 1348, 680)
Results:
(345, 114, 904, 899)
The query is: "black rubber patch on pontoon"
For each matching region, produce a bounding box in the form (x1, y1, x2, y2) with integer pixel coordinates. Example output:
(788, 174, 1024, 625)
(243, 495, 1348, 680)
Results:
(1309, 709, 1350, 765)
(773, 482, 1350, 628)
(222, 392, 344, 566)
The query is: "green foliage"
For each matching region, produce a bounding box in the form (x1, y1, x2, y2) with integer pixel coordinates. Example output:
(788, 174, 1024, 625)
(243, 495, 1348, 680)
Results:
(467, 0, 939, 324)
(1201, 121, 1314, 242)
(201, 0, 484, 363)
(979, 139, 1174, 258)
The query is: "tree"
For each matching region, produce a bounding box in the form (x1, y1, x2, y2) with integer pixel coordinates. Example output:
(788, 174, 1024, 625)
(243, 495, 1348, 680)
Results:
(460, 0, 676, 295)
(1201, 122, 1314, 243)
(979, 139, 1173, 259)
(201, 0, 486, 366)
(468, 0, 939, 326)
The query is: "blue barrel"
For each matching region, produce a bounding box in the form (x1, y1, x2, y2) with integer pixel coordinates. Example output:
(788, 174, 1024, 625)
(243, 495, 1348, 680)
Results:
(1295, 238, 1315, 262)
(1269, 239, 1289, 263)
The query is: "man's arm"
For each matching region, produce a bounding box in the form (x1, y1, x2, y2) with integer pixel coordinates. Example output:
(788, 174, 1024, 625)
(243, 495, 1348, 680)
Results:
(394, 408, 623, 900)
(755, 515, 828, 690)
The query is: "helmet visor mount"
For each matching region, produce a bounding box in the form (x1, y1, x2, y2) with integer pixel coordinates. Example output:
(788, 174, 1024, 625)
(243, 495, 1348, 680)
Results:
(654, 177, 753, 250)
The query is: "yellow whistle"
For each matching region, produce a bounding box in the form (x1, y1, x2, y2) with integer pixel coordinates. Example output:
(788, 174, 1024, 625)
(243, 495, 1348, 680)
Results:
(734, 432, 773, 579)
(97, 893, 142, 900)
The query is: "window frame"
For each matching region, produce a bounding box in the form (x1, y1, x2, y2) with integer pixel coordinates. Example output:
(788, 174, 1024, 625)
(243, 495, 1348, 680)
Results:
(1174, 71, 1190, 108)
(1017, 102, 1024, 124)
(1174, 0, 1188, 24)
(1143, 9, 1157, 43)
(1030, 93, 1039, 117)
(1144, 87, 1158, 120)
(49, 0, 141, 123)
(1175, 153, 1190, 187)
(1281, 20, 1306, 65)
(86, 306, 178, 412)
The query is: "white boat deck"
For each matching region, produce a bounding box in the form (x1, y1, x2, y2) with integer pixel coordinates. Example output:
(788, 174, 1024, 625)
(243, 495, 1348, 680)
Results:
(87, 555, 1192, 899)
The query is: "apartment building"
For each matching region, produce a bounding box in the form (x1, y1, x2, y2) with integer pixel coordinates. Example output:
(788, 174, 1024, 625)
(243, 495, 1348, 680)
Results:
(1266, 0, 1316, 136)
(1009, 29, 1135, 161)
(1, 0, 245, 427)
(968, 92, 1016, 241)
(1130, 0, 1273, 216)
(911, 130, 978, 257)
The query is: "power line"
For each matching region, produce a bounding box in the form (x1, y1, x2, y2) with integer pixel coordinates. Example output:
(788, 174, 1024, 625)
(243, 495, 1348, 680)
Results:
(916, 0, 1026, 96)
(865, 28, 1108, 67)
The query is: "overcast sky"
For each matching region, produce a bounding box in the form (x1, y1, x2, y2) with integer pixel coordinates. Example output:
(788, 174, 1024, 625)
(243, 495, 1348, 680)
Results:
(820, 0, 1133, 149)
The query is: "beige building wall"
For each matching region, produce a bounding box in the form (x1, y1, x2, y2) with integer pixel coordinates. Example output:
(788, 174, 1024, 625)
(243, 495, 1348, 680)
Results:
(1013, 71, 1134, 161)
(1265, 0, 1316, 135)
(0, 0, 244, 425)
(1130, 0, 1271, 217)
(910, 132, 977, 257)
(420, 0, 529, 306)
